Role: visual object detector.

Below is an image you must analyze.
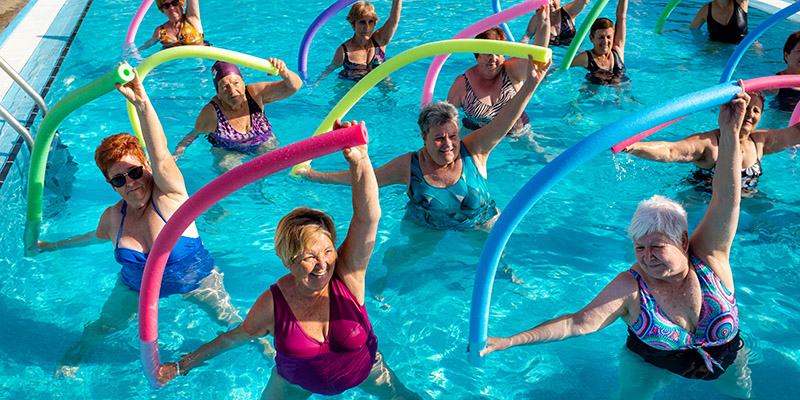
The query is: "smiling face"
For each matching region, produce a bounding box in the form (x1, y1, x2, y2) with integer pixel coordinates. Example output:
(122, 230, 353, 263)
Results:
(633, 231, 689, 280)
(786, 41, 800, 69)
(590, 27, 615, 55)
(106, 154, 152, 207)
(216, 74, 246, 108)
(289, 234, 337, 293)
(422, 120, 461, 166)
(739, 95, 764, 138)
(352, 16, 377, 39)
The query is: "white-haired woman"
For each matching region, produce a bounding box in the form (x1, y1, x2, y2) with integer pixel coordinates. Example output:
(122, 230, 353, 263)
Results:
(480, 90, 753, 399)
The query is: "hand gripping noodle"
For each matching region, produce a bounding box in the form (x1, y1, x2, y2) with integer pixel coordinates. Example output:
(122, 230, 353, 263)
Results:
(126, 46, 278, 141)
(420, 0, 547, 107)
(289, 39, 551, 175)
(138, 123, 368, 387)
(24, 64, 135, 253)
(492, 0, 518, 42)
(124, 0, 154, 46)
(297, 0, 359, 82)
(559, 0, 610, 70)
(655, 0, 683, 32)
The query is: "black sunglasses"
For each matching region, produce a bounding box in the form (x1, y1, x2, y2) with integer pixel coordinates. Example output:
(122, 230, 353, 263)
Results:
(161, 0, 181, 10)
(108, 166, 144, 188)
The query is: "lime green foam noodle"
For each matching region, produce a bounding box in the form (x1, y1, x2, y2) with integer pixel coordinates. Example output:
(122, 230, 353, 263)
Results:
(127, 46, 278, 143)
(558, 0, 610, 71)
(289, 39, 551, 175)
(24, 64, 135, 251)
(655, 0, 683, 32)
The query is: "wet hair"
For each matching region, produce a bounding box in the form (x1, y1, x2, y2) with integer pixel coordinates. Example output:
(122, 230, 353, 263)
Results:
(417, 101, 459, 138)
(274, 207, 337, 265)
(155, 0, 185, 11)
(628, 195, 688, 246)
(346, 1, 379, 27)
(590, 18, 614, 37)
(783, 31, 800, 63)
(473, 27, 507, 58)
(94, 133, 148, 179)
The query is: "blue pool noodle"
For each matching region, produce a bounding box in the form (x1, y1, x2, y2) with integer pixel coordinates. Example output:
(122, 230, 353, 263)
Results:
(467, 81, 742, 367)
(492, 0, 516, 42)
(298, 0, 358, 81)
(720, 1, 800, 84)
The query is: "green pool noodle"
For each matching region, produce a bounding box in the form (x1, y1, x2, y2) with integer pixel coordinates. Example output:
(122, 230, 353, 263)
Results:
(126, 46, 278, 142)
(290, 39, 552, 175)
(559, 0, 610, 71)
(24, 63, 135, 252)
(655, 0, 683, 32)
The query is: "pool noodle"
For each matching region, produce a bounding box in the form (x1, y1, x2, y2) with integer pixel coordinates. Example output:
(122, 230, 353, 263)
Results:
(791, 100, 800, 126)
(719, 0, 800, 83)
(290, 39, 551, 175)
(470, 75, 800, 367)
(654, 0, 683, 32)
(559, 0, 610, 71)
(23, 64, 135, 253)
(492, 0, 517, 42)
(138, 123, 368, 387)
(297, 0, 358, 82)
(124, 0, 154, 45)
(610, 75, 800, 153)
(420, 0, 546, 107)
(127, 46, 277, 142)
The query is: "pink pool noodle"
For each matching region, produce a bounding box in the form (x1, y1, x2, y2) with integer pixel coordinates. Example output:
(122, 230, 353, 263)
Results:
(612, 75, 800, 153)
(137, 124, 368, 386)
(125, 0, 154, 45)
(791, 100, 800, 127)
(420, 0, 546, 108)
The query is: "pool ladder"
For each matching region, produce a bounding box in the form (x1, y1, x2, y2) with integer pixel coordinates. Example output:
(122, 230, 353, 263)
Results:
(0, 55, 49, 151)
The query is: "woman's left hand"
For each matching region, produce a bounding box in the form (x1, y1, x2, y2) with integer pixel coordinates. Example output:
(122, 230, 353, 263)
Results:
(526, 55, 552, 84)
(719, 80, 750, 135)
(333, 119, 369, 163)
(268, 57, 288, 77)
(114, 64, 149, 106)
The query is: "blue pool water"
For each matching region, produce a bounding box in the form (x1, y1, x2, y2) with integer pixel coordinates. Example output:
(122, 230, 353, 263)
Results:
(2, 0, 800, 398)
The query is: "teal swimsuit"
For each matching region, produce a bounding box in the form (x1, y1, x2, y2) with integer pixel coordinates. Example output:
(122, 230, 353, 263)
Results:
(626, 252, 741, 380)
(404, 143, 498, 230)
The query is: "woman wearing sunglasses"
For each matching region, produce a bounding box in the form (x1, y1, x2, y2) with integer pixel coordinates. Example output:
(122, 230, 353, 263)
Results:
(33, 67, 242, 378)
(137, 0, 206, 53)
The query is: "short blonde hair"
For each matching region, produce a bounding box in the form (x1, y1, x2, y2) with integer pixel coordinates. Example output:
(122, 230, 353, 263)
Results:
(346, 1, 379, 27)
(274, 207, 337, 265)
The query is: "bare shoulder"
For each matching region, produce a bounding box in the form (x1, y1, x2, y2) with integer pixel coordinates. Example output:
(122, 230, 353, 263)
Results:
(241, 288, 276, 337)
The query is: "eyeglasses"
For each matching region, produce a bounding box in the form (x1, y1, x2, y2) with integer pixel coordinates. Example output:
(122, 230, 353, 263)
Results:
(161, 0, 181, 11)
(108, 166, 144, 188)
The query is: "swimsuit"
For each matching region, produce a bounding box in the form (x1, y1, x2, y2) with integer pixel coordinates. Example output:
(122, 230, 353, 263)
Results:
(584, 49, 628, 85)
(271, 275, 378, 395)
(207, 89, 276, 155)
(158, 18, 204, 48)
(688, 134, 762, 191)
(405, 143, 498, 230)
(627, 252, 741, 380)
(461, 68, 529, 132)
(549, 7, 577, 46)
(706, 1, 748, 44)
(338, 37, 386, 81)
(115, 199, 214, 297)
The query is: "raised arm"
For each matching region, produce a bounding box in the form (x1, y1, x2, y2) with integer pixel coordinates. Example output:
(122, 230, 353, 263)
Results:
(184, 0, 203, 34)
(115, 66, 187, 197)
(521, 3, 551, 46)
(613, 0, 628, 58)
(481, 271, 638, 357)
(563, 0, 591, 18)
(248, 58, 302, 105)
(623, 133, 712, 166)
(690, 91, 748, 291)
(297, 151, 410, 188)
(373, 0, 402, 47)
(463, 56, 550, 159)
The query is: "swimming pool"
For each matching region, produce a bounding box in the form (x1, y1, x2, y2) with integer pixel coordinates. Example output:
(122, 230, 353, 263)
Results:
(2, 0, 800, 398)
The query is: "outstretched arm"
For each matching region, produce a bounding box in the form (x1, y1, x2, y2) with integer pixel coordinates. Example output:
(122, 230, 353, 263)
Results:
(297, 150, 410, 188)
(758, 122, 800, 155)
(315, 47, 345, 85)
(373, 0, 402, 47)
(623, 133, 710, 165)
(30, 231, 106, 253)
(248, 58, 302, 105)
(481, 271, 637, 357)
(691, 90, 749, 291)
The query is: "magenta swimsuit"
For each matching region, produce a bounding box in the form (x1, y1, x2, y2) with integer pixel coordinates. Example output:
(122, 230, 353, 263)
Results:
(207, 88, 276, 155)
(270, 275, 378, 395)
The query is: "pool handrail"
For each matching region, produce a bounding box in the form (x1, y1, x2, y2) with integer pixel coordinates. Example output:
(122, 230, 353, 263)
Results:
(0, 56, 49, 116)
(0, 105, 34, 150)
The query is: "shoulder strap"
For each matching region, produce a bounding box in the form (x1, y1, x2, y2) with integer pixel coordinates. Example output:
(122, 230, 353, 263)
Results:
(115, 202, 127, 248)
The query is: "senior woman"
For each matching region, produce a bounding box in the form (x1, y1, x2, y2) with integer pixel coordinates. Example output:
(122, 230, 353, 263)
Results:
(32, 67, 241, 377)
(624, 91, 800, 194)
(689, 0, 748, 44)
(157, 127, 421, 399)
(480, 91, 753, 399)
(136, 0, 206, 52)
(173, 59, 302, 171)
(302, 56, 549, 231)
(446, 27, 546, 135)
(570, 0, 628, 85)
(521, 0, 591, 47)
(321, 0, 402, 81)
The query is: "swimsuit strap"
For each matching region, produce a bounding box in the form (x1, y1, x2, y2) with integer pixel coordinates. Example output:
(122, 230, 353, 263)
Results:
(115, 198, 166, 249)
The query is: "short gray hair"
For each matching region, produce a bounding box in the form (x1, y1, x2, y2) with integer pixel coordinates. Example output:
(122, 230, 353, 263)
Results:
(418, 101, 459, 138)
(628, 195, 688, 245)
